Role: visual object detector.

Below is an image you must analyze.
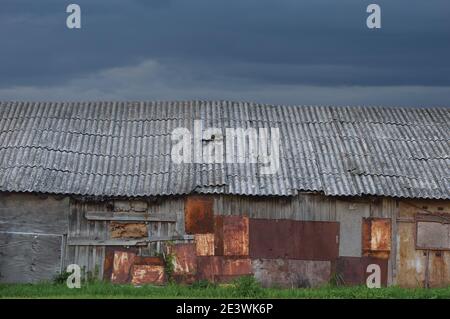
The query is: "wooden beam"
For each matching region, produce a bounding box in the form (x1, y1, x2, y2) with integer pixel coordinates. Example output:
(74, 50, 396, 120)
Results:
(67, 235, 194, 246)
(84, 211, 177, 222)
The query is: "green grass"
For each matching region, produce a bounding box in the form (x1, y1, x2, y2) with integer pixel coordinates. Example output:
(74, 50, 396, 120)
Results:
(1, 281, 450, 299)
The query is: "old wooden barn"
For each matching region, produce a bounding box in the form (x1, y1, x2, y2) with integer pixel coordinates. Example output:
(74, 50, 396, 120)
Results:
(0, 101, 448, 287)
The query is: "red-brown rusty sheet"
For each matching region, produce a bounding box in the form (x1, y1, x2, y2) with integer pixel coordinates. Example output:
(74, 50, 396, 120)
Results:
(335, 256, 388, 286)
(131, 265, 165, 285)
(111, 250, 136, 283)
(249, 219, 339, 260)
(185, 196, 214, 234)
(169, 243, 197, 275)
(223, 216, 249, 256)
(196, 256, 252, 282)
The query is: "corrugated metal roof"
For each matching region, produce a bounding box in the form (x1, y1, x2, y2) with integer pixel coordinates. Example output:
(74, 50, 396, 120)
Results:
(0, 101, 448, 199)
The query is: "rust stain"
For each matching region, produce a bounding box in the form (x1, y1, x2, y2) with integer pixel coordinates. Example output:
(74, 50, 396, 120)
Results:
(223, 216, 249, 256)
(168, 243, 197, 275)
(252, 259, 331, 288)
(131, 265, 165, 285)
(195, 233, 215, 256)
(184, 196, 214, 234)
(110, 222, 148, 238)
(249, 219, 339, 260)
(428, 251, 450, 288)
(362, 218, 391, 259)
(111, 251, 136, 283)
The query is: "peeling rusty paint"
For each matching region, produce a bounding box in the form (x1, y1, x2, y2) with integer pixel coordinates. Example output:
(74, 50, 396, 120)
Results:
(169, 243, 197, 275)
(111, 251, 136, 283)
(131, 265, 165, 285)
(362, 218, 391, 259)
(134, 256, 165, 266)
(249, 219, 339, 260)
(335, 256, 388, 286)
(110, 222, 148, 238)
(223, 216, 249, 256)
(252, 259, 331, 288)
(185, 196, 214, 234)
(195, 233, 215, 256)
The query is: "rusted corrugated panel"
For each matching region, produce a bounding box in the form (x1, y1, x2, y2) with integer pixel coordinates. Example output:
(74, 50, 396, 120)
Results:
(195, 233, 215, 256)
(249, 219, 339, 260)
(110, 222, 148, 238)
(252, 259, 331, 288)
(362, 218, 391, 259)
(335, 256, 388, 286)
(185, 196, 214, 234)
(103, 247, 138, 281)
(169, 243, 197, 275)
(131, 265, 165, 285)
(196, 256, 252, 282)
(223, 216, 249, 256)
(111, 251, 136, 283)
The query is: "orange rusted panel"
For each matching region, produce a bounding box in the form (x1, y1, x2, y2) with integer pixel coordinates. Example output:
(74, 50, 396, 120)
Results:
(195, 233, 215, 256)
(214, 215, 224, 256)
(131, 265, 165, 285)
(111, 251, 136, 283)
(184, 196, 214, 234)
(223, 216, 249, 256)
(110, 222, 148, 238)
(134, 256, 165, 266)
(168, 243, 197, 275)
(362, 218, 391, 259)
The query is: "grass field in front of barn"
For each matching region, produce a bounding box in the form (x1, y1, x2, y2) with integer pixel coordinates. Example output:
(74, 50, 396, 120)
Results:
(1, 277, 450, 299)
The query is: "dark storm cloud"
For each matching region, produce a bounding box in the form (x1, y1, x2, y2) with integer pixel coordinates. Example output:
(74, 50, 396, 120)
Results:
(0, 0, 449, 105)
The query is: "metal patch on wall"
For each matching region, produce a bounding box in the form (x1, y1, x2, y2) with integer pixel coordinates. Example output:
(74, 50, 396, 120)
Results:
(131, 265, 165, 285)
(196, 256, 252, 282)
(249, 219, 339, 260)
(111, 250, 136, 283)
(169, 243, 197, 275)
(335, 256, 388, 286)
(252, 259, 331, 288)
(362, 218, 391, 259)
(195, 233, 215, 256)
(110, 222, 148, 238)
(185, 196, 214, 234)
(223, 216, 249, 256)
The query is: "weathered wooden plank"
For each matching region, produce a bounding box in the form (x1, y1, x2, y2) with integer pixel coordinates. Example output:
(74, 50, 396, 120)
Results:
(68, 235, 194, 246)
(85, 211, 177, 222)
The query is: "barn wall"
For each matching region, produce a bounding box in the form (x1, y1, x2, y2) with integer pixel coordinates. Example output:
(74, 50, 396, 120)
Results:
(0, 193, 69, 283)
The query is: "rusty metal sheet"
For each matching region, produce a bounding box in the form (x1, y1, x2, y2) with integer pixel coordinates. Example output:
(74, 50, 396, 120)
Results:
(134, 256, 165, 266)
(335, 256, 388, 286)
(196, 257, 252, 282)
(103, 247, 138, 281)
(214, 215, 224, 256)
(184, 196, 214, 234)
(362, 218, 391, 259)
(195, 233, 215, 256)
(428, 251, 450, 288)
(131, 265, 165, 285)
(111, 250, 136, 283)
(249, 219, 339, 260)
(252, 259, 331, 288)
(169, 243, 197, 275)
(223, 216, 249, 256)
(110, 222, 148, 238)
(417, 221, 450, 250)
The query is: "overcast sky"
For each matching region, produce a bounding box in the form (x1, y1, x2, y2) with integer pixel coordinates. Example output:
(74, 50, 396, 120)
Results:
(0, 0, 449, 106)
